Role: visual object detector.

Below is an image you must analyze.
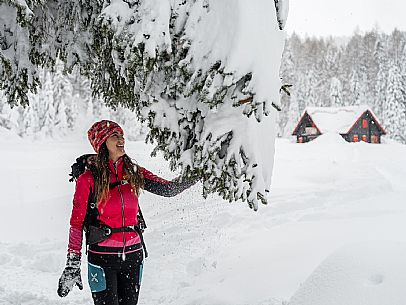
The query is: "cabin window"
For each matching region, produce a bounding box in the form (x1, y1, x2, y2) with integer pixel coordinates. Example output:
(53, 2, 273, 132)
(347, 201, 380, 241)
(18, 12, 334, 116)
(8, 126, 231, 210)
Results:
(371, 135, 378, 143)
(305, 127, 317, 135)
(353, 135, 359, 142)
(362, 135, 367, 142)
(362, 119, 368, 129)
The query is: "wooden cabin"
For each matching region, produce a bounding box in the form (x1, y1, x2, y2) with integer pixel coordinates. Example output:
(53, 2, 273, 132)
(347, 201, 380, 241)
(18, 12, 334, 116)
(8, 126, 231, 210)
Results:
(292, 106, 386, 143)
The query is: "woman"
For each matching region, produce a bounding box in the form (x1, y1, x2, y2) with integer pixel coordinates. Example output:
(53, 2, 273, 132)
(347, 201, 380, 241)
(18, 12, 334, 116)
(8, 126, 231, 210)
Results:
(57, 120, 197, 305)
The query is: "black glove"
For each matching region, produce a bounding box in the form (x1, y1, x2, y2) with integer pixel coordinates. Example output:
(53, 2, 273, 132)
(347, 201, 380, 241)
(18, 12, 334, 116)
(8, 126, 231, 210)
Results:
(57, 253, 83, 297)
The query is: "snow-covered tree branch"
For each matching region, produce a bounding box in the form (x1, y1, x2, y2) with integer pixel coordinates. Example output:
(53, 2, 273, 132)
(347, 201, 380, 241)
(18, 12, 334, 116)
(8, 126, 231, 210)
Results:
(0, 0, 288, 210)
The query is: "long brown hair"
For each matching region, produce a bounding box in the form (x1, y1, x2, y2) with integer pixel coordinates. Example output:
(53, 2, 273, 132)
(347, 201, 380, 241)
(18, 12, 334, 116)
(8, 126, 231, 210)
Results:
(94, 142, 144, 205)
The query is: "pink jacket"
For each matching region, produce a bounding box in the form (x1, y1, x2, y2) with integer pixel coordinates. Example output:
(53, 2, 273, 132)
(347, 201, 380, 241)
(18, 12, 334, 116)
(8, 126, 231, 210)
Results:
(68, 158, 163, 254)
(68, 156, 196, 255)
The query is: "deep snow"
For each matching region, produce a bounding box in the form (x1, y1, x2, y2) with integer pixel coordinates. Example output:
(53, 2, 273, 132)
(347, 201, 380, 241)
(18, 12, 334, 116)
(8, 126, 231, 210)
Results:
(0, 131, 406, 305)
(290, 241, 406, 305)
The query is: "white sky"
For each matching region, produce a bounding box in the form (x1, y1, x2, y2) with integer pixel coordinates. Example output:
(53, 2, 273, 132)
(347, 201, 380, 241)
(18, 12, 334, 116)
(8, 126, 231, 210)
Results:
(285, 0, 406, 37)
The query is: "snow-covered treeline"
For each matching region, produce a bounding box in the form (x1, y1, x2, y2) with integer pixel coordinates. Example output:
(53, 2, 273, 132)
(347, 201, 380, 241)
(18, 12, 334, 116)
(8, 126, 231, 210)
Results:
(0, 62, 146, 140)
(278, 29, 406, 143)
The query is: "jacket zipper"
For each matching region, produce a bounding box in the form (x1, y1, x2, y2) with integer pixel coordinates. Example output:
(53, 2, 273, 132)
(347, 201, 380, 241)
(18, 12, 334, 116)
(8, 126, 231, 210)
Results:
(114, 161, 127, 260)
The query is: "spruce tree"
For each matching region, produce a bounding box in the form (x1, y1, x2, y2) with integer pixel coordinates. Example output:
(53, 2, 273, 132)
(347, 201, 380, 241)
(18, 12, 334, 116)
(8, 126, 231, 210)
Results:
(0, 0, 288, 210)
(385, 64, 406, 142)
(41, 70, 56, 136)
(278, 39, 296, 137)
(53, 61, 71, 132)
(329, 77, 342, 107)
(348, 69, 367, 106)
(374, 38, 389, 118)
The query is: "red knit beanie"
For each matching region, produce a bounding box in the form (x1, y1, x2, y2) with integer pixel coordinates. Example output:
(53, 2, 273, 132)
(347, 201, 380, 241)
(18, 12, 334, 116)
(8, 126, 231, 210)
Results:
(87, 120, 124, 153)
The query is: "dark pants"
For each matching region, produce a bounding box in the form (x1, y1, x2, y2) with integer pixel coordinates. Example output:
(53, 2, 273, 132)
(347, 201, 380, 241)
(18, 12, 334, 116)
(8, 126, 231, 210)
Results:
(87, 248, 144, 305)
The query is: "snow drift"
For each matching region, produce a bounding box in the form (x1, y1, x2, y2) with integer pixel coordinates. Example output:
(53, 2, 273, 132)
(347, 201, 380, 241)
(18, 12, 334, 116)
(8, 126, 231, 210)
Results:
(289, 241, 406, 305)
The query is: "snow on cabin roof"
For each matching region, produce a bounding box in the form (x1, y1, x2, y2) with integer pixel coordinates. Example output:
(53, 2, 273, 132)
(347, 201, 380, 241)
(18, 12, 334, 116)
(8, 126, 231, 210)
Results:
(304, 105, 373, 134)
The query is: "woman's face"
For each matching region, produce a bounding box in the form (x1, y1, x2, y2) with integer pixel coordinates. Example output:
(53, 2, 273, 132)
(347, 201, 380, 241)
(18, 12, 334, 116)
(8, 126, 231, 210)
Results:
(105, 132, 125, 162)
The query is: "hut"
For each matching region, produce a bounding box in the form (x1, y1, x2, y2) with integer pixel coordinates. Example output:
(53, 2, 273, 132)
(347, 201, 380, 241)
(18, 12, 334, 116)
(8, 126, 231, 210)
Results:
(291, 105, 386, 143)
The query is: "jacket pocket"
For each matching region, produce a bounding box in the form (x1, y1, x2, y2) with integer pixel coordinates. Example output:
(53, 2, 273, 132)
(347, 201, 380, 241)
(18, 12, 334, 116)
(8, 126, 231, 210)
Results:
(88, 263, 106, 293)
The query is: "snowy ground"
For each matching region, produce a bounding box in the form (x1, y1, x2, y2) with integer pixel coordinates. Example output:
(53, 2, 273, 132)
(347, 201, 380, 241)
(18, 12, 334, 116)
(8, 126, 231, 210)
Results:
(1, 131, 406, 305)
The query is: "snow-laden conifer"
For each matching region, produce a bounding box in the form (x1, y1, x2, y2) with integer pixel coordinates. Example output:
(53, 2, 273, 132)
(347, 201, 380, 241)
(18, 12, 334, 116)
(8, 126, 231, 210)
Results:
(0, 0, 288, 210)
(329, 77, 342, 107)
(0, 0, 53, 107)
(88, 0, 287, 210)
(385, 64, 406, 142)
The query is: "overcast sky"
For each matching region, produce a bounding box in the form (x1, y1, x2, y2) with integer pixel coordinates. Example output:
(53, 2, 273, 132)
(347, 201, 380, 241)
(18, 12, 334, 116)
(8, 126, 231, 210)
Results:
(285, 0, 406, 37)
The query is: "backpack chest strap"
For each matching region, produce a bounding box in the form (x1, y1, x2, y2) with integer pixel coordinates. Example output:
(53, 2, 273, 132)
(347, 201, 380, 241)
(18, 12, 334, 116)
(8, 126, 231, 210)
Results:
(109, 180, 129, 189)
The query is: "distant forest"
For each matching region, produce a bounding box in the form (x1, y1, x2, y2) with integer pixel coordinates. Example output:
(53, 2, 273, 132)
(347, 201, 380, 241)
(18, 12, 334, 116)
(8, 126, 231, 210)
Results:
(278, 29, 406, 144)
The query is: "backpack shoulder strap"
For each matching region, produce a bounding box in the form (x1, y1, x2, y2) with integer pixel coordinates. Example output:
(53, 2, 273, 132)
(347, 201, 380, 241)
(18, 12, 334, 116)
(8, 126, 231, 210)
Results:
(83, 165, 99, 240)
